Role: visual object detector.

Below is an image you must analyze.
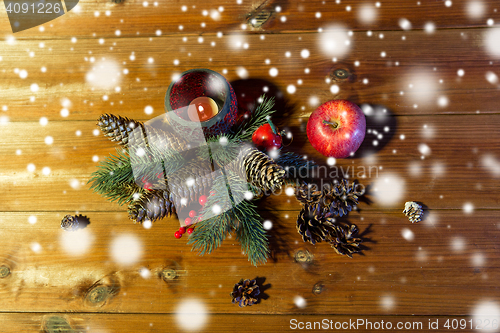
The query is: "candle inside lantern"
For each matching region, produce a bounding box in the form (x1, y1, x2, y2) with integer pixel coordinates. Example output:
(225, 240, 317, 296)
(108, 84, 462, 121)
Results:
(187, 97, 219, 122)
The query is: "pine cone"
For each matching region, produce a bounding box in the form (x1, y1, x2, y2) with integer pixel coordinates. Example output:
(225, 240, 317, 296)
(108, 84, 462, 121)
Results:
(296, 204, 336, 245)
(97, 114, 188, 152)
(238, 147, 285, 192)
(322, 179, 362, 217)
(97, 114, 144, 148)
(61, 214, 80, 231)
(230, 279, 260, 307)
(330, 224, 362, 258)
(295, 182, 322, 205)
(403, 201, 423, 223)
(295, 179, 362, 217)
(128, 190, 176, 223)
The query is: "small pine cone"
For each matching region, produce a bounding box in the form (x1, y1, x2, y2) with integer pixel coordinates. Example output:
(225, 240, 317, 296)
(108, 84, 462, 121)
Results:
(239, 147, 285, 192)
(97, 114, 144, 148)
(295, 182, 322, 205)
(330, 224, 362, 258)
(403, 201, 423, 223)
(61, 214, 80, 231)
(323, 179, 363, 217)
(128, 190, 175, 223)
(296, 204, 336, 245)
(230, 279, 260, 307)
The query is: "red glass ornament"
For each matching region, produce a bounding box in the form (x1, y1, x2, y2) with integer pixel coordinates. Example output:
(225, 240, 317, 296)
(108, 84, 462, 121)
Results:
(198, 195, 207, 206)
(252, 120, 282, 150)
(174, 231, 182, 239)
(189, 210, 196, 218)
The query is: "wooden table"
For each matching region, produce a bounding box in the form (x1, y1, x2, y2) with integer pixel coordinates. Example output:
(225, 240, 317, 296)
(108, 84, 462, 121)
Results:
(0, 0, 499, 331)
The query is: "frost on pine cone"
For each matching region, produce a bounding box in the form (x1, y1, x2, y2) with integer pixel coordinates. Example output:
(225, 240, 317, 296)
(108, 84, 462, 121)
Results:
(230, 279, 260, 307)
(128, 190, 175, 223)
(330, 224, 362, 258)
(236, 146, 285, 192)
(403, 201, 423, 223)
(296, 204, 336, 245)
(295, 179, 363, 217)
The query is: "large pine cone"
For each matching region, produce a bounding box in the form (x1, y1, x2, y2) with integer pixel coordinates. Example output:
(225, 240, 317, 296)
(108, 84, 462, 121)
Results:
(296, 204, 336, 245)
(296, 179, 363, 217)
(330, 224, 362, 258)
(128, 190, 176, 223)
(230, 279, 260, 307)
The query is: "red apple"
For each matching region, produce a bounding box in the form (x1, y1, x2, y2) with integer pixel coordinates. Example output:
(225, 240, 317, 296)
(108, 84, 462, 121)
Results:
(306, 100, 366, 158)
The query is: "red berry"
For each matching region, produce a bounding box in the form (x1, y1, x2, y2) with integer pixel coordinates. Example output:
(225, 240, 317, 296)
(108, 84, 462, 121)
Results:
(185, 217, 192, 226)
(189, 210, 196, 218)
(179, 227, 186, 234)
(198, 195, 207, 206)
(174, 231, 182, 239)
(187, 228, 194, 235)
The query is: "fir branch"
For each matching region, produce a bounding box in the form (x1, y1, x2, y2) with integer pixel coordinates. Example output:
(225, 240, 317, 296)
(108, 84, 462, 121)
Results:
(187, 171, 269, 265)
(88, 146, 185, 205)
(197, 133, 242, 168)
(276, 151, 317, 181)
(236, 95, 276, 141)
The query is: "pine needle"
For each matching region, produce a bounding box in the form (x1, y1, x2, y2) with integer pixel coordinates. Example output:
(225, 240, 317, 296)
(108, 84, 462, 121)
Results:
(236, 95, 276, 141)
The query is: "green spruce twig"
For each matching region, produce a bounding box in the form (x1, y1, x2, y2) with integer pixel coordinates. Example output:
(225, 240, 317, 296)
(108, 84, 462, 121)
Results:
(236, 95, 276, 141)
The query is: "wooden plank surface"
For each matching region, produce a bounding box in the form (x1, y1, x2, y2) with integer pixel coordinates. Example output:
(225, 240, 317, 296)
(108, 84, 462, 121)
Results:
(0, 211, 497, 315)
(0, 29, 499, 123)
(1, 0, 500, 331)
(2, 0, 500, 38)
(0, 313, 486, 332)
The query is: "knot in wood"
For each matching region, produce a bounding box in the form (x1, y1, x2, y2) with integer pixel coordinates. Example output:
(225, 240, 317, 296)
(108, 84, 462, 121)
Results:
(162, 268, 177, 281)
(43, 316, 73, 333)
(87, 285, 109, 304)
(294, 249, 313, 263)
(312, 282, 324, 295)
(0, 265, 10, 278)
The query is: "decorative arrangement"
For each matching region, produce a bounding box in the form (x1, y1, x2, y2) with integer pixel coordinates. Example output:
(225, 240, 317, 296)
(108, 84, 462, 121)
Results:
(89, 69, 365, 266)
(403, 201, 423, 223)
(230, 279, 261, 307)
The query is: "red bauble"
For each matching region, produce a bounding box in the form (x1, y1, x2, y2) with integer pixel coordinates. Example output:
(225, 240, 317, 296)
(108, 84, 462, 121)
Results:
(198, 195, 207, 206)
(184, 218, 192, 226)
(306, 100, 366, 158)
(174, 231, 182, 239)
(188, 210, 196, 218)
(252, 121, 283, 151)
(179, 227, 186, 234)
(187, 228, 194, 235)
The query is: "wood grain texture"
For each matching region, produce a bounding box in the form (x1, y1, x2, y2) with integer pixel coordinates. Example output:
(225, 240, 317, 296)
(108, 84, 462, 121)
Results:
(2, 0, 500, 38)
(0, 313, 482, 332)
(0, 28, 499, 124)
(0, 211, 497, 315)
(1, 0, 500, 329)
